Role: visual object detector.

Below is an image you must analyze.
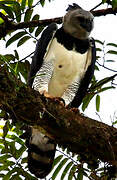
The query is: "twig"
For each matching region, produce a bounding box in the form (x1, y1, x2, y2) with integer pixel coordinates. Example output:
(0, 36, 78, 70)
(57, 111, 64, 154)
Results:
(56, 148, 78, 165)
(96, 61, 117, 73)
(18, 51, 34, 62)
(90, 2, 103, 11)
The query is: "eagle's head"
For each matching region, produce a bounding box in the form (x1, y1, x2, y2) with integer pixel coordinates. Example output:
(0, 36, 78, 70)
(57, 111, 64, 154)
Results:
(63, 3, 94, 40)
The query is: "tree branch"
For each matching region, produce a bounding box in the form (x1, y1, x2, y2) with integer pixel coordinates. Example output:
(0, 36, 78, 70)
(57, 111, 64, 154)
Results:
(0, 66, 117, 166)
(0, 7, 117, 39)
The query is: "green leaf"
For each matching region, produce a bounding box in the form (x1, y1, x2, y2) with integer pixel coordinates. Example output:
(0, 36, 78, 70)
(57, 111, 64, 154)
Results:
(13, 2, 21, 22)
(102, 0, 107, 3)
(68, 165, 77, 180)
(82, 94, 94, 111)
(0, 154, 12, 162)
(96, 95, 100, 112)
(0, 4, 14, 19)
(18, 60, 30, 81)
(4, 54, 15, 62)
(14, 50, 19, 60)
(107, 43, 117, 48)
(40, 0, 45, 7)
(21, 0, 26, 11)
(24, 9, 33, 22)
(52, 158, 68, 180)
(0, 17, 4, 24)
(35, 25, 44, 37)
(16, 145, 26, 159)
(21, 157, 27, 164)
(77, 168, 83, 180)
(52, 155, 63, 169)
(98, 86, 115, 93)
(96, 48, 102, 52)
(107, 50, 117, 55)
(112, 0, 117, 9)
(28, 0, 33, 7)
(0, 173, 4, 177)
(10, 174, 22, 180)
(61, 162, 73, 180)
(0, 165, 9, 171)
(29, 14, 40, 33)
(95, 39, 104, 45)
(9, 134, 25, 146)
(6, 31, 27, 47)
(95, 65, 99, 71)
(3, 121, 9, 138)
(3, 167, 20, 180)
(17, 36, 31, 47)
(93, 75, 116, 89)
(105, 60, 115, 63)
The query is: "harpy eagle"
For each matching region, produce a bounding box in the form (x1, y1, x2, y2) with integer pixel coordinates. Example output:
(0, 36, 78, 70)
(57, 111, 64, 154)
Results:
(27, 3, 96, 179)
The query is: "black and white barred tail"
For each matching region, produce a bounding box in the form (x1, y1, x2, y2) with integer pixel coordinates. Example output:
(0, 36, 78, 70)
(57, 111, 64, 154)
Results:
(26, 128, 56, 179)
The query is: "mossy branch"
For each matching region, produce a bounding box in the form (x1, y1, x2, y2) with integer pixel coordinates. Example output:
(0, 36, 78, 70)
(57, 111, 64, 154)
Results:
(0, 66, 117, 166)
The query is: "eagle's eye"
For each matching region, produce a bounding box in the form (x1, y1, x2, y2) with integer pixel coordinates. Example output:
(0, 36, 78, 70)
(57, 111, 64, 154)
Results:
(78, 16, 85, 22)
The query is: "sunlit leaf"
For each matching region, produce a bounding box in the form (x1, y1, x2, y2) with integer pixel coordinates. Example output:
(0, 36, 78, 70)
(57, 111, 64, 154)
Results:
(0, 17, 4, 24)
(0, 4, 14, 19)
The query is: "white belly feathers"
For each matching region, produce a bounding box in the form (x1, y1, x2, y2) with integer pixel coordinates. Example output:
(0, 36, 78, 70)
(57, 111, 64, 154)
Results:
(44, 38, 92, 97)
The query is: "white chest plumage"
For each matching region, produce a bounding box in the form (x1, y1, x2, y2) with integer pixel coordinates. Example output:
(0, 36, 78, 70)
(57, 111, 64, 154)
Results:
(44, 38, 92, 97)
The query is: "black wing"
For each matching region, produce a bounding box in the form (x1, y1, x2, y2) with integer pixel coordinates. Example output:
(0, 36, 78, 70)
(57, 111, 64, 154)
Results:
(28, 23, 58, 87)
(70, 38, 96, 108)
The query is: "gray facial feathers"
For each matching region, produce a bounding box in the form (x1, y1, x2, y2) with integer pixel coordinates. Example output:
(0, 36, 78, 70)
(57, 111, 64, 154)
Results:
(63, 6, 94, 39)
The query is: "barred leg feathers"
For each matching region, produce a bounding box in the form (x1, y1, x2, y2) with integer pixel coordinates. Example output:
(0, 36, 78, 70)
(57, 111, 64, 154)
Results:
(27, 128, 56, 179)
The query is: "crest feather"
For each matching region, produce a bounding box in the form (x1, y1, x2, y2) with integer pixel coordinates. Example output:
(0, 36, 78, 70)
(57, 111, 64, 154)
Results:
(66, 3, 82, 11)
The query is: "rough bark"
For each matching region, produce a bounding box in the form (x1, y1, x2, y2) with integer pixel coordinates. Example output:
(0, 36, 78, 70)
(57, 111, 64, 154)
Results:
(0, 66, 117, 167)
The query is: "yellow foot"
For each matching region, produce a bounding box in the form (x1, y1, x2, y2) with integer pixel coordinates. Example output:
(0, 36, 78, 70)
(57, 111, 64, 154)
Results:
(40, 90, 65, 106)
(40, 90, 54, 98)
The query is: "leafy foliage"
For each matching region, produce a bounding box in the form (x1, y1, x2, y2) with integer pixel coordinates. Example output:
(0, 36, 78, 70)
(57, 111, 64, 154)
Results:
(0, 0, 117, 179)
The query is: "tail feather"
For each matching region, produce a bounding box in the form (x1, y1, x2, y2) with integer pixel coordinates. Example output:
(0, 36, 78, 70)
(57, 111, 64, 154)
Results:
(27, 128, 56, 178)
